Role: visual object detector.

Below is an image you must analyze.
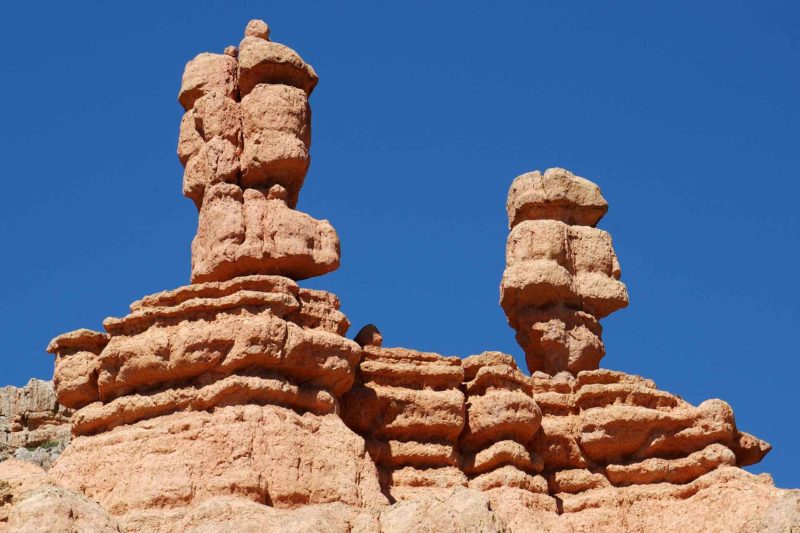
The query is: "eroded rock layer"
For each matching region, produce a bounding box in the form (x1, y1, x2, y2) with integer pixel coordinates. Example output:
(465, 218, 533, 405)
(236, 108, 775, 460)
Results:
(501, 168, 628, 375)
(45, 275, 387, 526)
(529, 369, 770, 495)
(340, 345, 467, 501)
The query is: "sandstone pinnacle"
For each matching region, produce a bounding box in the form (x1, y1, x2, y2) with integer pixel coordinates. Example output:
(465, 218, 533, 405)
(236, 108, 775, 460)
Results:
(176, 20, 336, 284)
(501, 168, 628, 375)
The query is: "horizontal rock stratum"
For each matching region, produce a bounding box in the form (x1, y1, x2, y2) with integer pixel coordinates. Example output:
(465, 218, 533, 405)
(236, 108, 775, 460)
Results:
(1, 18, 797, 533)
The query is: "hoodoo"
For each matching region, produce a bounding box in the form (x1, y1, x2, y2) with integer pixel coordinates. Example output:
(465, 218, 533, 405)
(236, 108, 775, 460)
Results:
(0, 19, 796, 533)
(501, 168, 628, 375)
(41, 21, 385, 530)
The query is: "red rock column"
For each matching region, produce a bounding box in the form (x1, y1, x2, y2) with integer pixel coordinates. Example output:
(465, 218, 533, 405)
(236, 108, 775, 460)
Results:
(45, 22, 387, 529)
(500, 168, 629, 375)
(177, 19, 339, 284)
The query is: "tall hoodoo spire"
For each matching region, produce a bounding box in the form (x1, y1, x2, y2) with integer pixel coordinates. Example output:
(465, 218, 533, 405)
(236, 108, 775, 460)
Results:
(500, 168, 629, 375)
(177, 19, 337, 284)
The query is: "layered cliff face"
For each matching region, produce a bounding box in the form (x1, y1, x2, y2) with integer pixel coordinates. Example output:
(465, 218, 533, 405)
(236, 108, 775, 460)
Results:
(341, 344, 467, 501)
(1, 18, 797, 533)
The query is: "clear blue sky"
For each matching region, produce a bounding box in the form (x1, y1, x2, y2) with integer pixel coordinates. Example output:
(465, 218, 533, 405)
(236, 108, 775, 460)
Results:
(0, 2, 797, 487)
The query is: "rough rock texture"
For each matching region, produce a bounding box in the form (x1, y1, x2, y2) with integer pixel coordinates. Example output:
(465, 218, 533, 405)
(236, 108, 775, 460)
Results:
(501, 168, 629, 375)
(529, 369, 770, 493)
(1, 17, 791, 533)
(51, 405, 386, 531)
(0, 460, 120, 532)
(45, 274, 386, 529)
(491, 467, 800, 533)
(0, 380, 71, 470)
(177, 20, 335, 283)
(191, 183, 339, 283)
(340, 346, 467, 501)
(459, 353, 549, 513)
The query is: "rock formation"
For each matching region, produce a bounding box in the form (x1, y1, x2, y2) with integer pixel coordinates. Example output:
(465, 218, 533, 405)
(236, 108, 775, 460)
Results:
(0, 380, 71, 470)
(501, 168, 628, 375)
(38, 23, 384, 530)
(459, 353, 547, 505)
(178, 19, 337, 283)
(341, 345, 467, 501)
(529, 369, 769, 492)
(1, 18, 798, 533)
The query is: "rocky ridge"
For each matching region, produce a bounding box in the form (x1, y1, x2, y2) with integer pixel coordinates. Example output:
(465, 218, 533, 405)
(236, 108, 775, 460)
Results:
(1, 19, 797, 533)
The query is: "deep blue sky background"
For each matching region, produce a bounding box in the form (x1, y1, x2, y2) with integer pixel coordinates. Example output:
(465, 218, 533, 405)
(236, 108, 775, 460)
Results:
(0, 2, 797, 486)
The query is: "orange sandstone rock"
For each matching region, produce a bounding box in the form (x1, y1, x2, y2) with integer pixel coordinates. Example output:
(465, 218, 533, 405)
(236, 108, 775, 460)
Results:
(340, 346, 467, 500)
(0, 460, 119, 532)
(50, 405, 386, 527)
(190, 184, 339, 283)
(10, 17, 791, 533)
(239, 84, 311, 199)
(501, 168, 628, 374)
(176, 19, 333, 285)
(507, 168, 608, 228)
(45, 273, 386, 527)
(459, 353, 547, 502)
(178, 52, 238, 111)
(528, 368, 770, 492)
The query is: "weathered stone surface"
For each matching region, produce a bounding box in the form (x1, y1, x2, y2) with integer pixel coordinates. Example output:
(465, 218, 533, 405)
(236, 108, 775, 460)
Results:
(529, 369, 770, 495)
(501, 169, 628, 374)
(340, 346, 466, 501)
(0, 460, 120, 532)
(460, 376, 540, 450)
(462, 440, 543, 476)
(47, 329, 108, 410)
(175, 20, 333, 285)
(239, 84, 311, 204)
(50, 276, 358, 424)
(44, 273, 384, 526)
(178, 53, 239, 111)
(548, 468, 610, 494)
(604, 443, 736, 486)
(459, 353, 544, 498)
(237, 32, 318, 97)
(378, 488, 508, 533)
(469, 466, 548, 494)
(507, 168, 608, 229)
(245, 19, 270, 40)
(191, 184, 340, 283)
(490, 467, 796, 533)
(0, 380, 71, 470)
